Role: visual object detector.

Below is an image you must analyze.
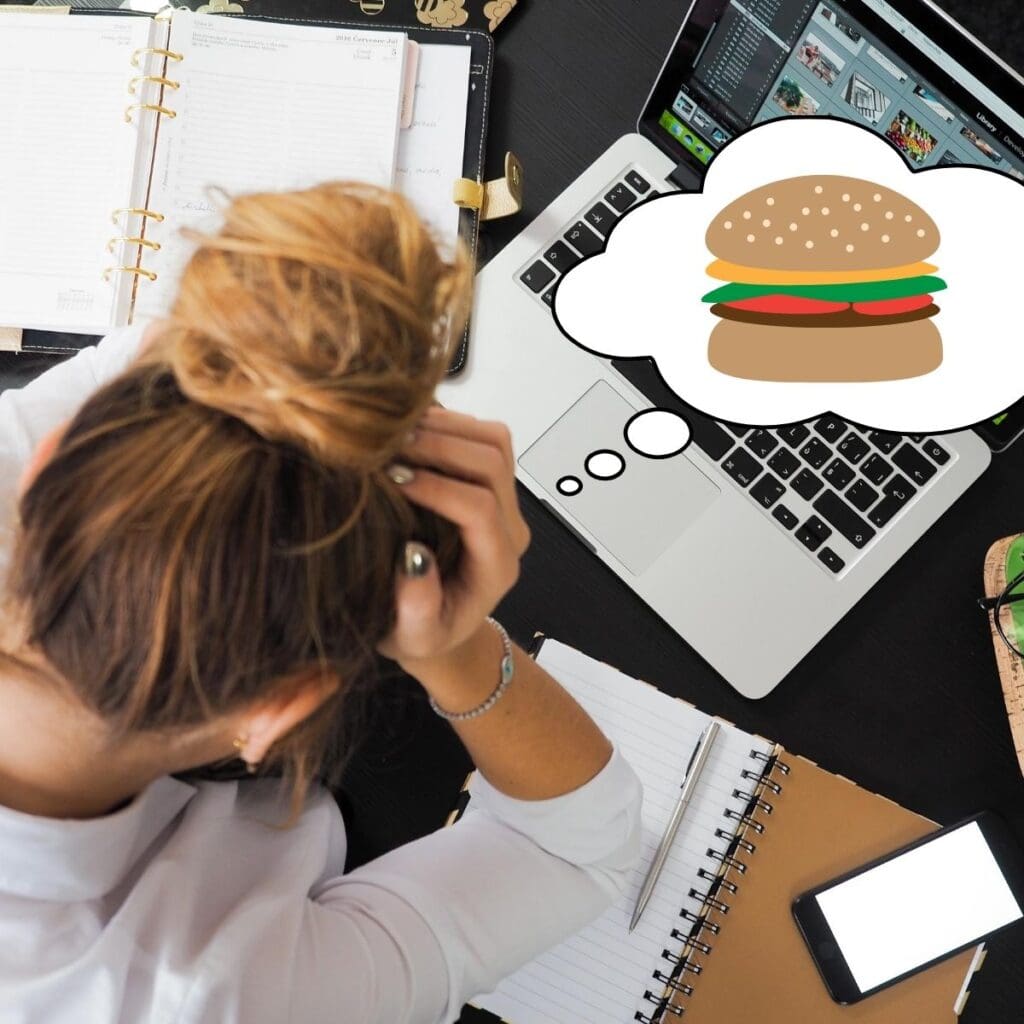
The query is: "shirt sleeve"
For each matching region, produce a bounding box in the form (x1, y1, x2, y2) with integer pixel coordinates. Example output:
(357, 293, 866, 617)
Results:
(298, 746, 643, 1024)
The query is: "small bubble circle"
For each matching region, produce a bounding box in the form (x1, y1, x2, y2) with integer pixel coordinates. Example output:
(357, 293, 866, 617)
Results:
(746, 234, 756, 242)
(762, 218, 771, 227)
(814, 185, 824, 194)
(775, 236, 784, 245)
(821, 207, 830, 215)
(723, 220, 733, 229)
(743, 210, 752, 219)
(905, 214, 913, 222)
(846, 244, 855, 252)
(805, 240, 815, 249)
(873, 193, 882, 202)
(881, 234, 891, 243)
(789, 222, 798, 231)
(861, 222, 870, 231)
(853, 203, 862, 212)
(766, 197, 776, 206)
(830, 228, 839, 237)
(842, 193, 851, 202)
(916, 228, 926, 237)
(556, 475, 582, 496)
(885, 211, 894, 220)
(802, 206, 811, 215)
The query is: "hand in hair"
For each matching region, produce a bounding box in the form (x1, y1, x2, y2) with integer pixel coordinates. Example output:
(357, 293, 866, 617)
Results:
(378, 406, 530, 671)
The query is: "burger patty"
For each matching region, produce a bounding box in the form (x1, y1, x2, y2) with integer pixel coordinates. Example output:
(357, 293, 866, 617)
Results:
(710, 302, 940, 329)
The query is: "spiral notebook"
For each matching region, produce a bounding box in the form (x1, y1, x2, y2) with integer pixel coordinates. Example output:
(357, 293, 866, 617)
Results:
(459, 639, 985, 1023)
(0, 7, 490, 361)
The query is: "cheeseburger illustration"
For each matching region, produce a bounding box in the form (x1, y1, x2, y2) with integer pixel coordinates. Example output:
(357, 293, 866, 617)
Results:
(702, 175, 945, 382)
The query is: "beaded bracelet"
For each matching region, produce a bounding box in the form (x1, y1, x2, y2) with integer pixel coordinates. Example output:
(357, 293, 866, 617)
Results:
(428, 617, 515, 721)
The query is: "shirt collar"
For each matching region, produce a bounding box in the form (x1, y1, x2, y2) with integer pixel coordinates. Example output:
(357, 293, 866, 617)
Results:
(0, 775, 196, 901)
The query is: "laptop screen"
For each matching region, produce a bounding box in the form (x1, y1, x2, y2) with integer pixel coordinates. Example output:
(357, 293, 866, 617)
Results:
(639, 0, 1024, 446)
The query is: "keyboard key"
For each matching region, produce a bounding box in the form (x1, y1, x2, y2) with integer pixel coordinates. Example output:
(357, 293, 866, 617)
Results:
(625, 170, 651, 194)
(605, 182, 637, 213)
(564, 220, 604, 257)
(796, 516, 832, 552)
(689, 416, 734, 461)
(792, 469, 824, 500)
(818, 547, 846, 573)
(861, 453, 893, 486)
(777, 424, 810, 447)
(520, 260, 555, 293)
(772, 504, 798, 530)
(724, 423, 749, 437)
(814, 415, 847, 442)
(750, 473, 785, 508)
(540, 287, 555, 307)
(846, 479, 879, 512)
(544, 240, 581, 272)
(768, 448, 800, 479)
(884, 474, 917, 504)
(868, 430, 901, 454)
(869, 496, 903, 528)
(799, 437, 832, 469)
(721, 448, 762, 487)
(892, 443, 937, 486)
(823, 458, 855, 490)
(745, 429, 778, 458)
(584, 201, 618, 237)
(812, 491, 876, 549)
(921, 439, 950, 465)
(836, 433, 869, 464)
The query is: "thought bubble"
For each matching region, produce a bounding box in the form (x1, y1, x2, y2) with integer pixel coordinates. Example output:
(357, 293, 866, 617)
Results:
(584, 450, 625, 480)
(556, 475, 582, 496)
(553, 118, 1024, 434)
(624, 409, 692, 458)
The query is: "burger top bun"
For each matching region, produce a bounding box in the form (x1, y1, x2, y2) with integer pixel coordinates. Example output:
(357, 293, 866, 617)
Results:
(705, 175, 939, 272)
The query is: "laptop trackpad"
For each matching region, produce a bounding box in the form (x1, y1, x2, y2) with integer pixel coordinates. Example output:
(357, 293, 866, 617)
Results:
(519, 380, 720, 575)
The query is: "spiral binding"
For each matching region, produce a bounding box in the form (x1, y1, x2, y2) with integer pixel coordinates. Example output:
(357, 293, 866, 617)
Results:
(634, 747, 790, 1023)
(104, 46, 181, 287)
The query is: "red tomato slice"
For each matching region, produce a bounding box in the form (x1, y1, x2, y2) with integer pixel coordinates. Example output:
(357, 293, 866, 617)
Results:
(725, 295, 850, 315)
(852, 294, 934, 316)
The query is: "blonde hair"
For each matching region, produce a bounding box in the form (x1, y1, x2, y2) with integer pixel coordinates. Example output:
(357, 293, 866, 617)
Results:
(4, 182, 471, 820)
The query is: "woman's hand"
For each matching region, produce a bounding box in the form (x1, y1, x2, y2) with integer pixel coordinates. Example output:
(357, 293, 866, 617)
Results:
(377, 406, 530, 673)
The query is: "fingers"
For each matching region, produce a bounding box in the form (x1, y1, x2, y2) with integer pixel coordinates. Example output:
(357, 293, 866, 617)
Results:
(419, 406, 514, 471)
(377, 542, 446, 662)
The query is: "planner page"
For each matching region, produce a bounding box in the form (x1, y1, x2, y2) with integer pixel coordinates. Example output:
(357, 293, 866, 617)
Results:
(0, 14, 163, 333)
(395, 42, 471, 256)
(473, 640, 775, 1024)
(136, 11, 406, 319)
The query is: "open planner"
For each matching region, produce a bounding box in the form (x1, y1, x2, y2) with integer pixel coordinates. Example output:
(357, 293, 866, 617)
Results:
(0, 9, 490, 354)
(462, 639, 986, 1023)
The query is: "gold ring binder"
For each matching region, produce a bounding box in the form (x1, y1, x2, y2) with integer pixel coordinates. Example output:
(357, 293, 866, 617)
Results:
(128, 75, 181, 95)
(102, 266, 158, 283)
(130, 46, 183, 68)
(111, 208, 166, 226)
(106, 236, 162, 254)
(124, 103, 177, 124)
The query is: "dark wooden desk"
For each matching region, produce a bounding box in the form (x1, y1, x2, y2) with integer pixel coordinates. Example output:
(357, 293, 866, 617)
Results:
(4, 3, 1023, 1019)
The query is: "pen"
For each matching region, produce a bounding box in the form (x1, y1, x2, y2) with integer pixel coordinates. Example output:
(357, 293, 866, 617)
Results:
(629, 719, 721, 933)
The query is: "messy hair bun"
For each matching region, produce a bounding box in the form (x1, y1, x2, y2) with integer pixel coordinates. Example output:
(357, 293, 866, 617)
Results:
(9, 182, 473, 824)
(149, 181, 471, 469)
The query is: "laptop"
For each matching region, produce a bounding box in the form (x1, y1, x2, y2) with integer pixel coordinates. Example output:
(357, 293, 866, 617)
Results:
(439, 0, 1024, 698)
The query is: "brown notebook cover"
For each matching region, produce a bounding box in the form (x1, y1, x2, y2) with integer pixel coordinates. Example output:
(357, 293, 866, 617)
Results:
(673, 751, 982, 1022)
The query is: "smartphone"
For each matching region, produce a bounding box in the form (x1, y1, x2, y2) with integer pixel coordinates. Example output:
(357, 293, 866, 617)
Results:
(792, 812, 1024, 1004)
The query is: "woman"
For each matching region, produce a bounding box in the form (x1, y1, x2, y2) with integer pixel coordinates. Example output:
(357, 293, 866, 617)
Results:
(0, 183, 642, 1023)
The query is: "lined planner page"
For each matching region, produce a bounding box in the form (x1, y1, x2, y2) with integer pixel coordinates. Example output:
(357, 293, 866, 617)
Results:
(0, 15, 161, 332)
(136, 11, 406, 319)
(395, 42, 470, 256)
(474, 640, 775, 1024)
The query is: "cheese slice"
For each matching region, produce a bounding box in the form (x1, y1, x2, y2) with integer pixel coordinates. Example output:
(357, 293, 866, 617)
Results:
(705, 259, 938, 285)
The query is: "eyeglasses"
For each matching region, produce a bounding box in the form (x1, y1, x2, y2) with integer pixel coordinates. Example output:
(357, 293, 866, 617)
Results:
(978, 566, 1024, 659)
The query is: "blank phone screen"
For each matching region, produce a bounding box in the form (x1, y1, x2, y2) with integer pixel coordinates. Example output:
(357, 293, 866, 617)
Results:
(815, 822, 1023, 992)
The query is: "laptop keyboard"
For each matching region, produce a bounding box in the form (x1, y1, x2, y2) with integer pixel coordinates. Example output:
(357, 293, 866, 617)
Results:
(516, 165, 956, 578)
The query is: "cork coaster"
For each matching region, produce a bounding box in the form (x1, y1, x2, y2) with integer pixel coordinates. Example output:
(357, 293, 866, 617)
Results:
(982, 535, 1024, 778)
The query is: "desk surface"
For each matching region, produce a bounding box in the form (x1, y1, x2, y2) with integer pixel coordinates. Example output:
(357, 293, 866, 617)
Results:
(4, 2, 1024, 1019)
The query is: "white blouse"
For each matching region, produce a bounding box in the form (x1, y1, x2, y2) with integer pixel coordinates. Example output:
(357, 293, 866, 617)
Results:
(0, 327, 644, 1024)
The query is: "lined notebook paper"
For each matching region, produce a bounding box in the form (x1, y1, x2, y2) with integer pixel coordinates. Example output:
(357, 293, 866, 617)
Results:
(138, 12, 408, 317)
(474, 640, 774, 1024)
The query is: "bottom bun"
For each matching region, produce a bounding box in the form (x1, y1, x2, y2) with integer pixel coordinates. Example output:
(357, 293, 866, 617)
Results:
(707, 318, 943, 382)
